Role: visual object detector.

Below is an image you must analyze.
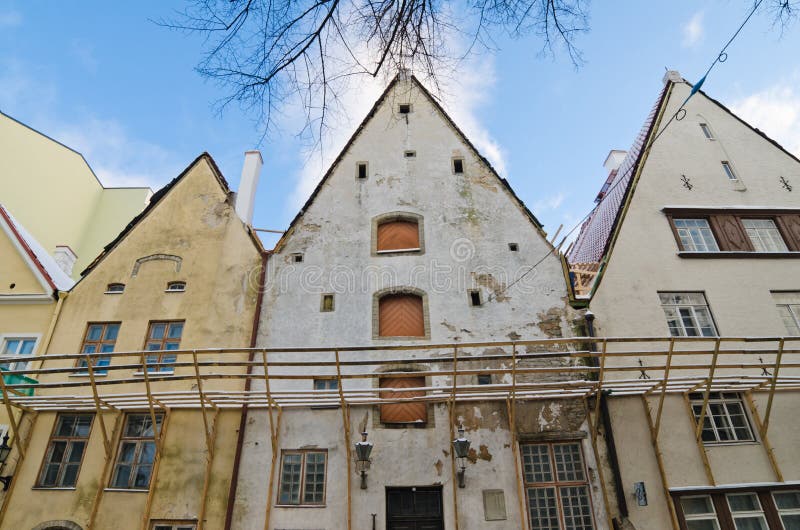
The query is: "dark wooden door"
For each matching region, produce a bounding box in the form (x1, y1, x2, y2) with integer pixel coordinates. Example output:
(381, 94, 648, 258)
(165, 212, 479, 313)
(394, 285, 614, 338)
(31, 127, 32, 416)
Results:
(387, 486, 444, 530)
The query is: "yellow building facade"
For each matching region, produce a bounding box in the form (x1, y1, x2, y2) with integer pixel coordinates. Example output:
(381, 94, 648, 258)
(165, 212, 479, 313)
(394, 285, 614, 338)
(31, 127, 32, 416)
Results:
(0, 111, 151, 279)
(0, 154, 264, 530)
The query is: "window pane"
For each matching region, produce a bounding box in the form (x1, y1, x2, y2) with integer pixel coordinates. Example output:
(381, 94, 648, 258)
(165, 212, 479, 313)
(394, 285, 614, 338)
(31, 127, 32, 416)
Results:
(743, 219, 788, 252)
(87, 325, 103, 341)
(112, 464, 132, 488)
(775, 491, 800, 510)
(134, 464, 152, 488)
(732, 517, 767, 530)
(104, 324, 120, 341)
(522, 444, 552, 483)
(150, 323, 166, 340)
(728, 493, 760, 512)
(528, 487, 560, 530)
(41, 464, 61, 487)
(138, 442, 156, 464)
(553, 443, 585, 482)
(75, 416, 93, 437)
(61, 463, 80, 487)
(20, 339, 36, 354)
(687, 521, 720, 530)
(279, 454, 302, 504)
(167, 322, 183, 339)
(2, 339, 19, 354)
(67, 441, 86, 463)
(780, 513, 800, 530)
(682, 496, 716, 515)
(560, 485, 594, 530)
(118, 442, 137, 463)
(303, 452, 326, 503)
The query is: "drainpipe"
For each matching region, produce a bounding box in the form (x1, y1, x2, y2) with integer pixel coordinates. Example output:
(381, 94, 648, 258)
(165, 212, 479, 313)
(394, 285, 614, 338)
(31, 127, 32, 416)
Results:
(224, 250, 268, 530)
(585, 312, 628, 526)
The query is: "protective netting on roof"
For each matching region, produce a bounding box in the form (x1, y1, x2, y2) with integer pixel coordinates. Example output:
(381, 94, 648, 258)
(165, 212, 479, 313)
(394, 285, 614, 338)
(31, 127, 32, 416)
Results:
(568, 85, 668, 264)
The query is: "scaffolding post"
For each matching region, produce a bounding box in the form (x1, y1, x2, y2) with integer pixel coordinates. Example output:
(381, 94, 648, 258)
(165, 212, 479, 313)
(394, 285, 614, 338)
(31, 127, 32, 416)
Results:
(641, 395, 680, 530)
(449, 345, 460, 530)
(334, 350, 353, 530)
(85, 354, 113, 456)
(88, 411, 123, 530)
(192, 350, 215, 456)
(744, 391, 783, 483)
(761, 338, 784, 438)
(198, 407, 220, 530)
(592, 339, 607, 433)
(509, 343, 527, 530)
(0, 371, 24, 458)
(683, 392, 715, 486)
(694, 338, 721, 441)
(263, 408, 283, 530)
(583, 397, 613, 530)
(654, 337, 675, 436)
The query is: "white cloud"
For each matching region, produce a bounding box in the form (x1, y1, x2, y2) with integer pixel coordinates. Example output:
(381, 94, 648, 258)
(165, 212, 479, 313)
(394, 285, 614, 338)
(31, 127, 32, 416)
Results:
(682, 11, 705, 48)
(0, 9, 22, 28)
(731, 82, 800, 157)
(534, 192, 566, 213)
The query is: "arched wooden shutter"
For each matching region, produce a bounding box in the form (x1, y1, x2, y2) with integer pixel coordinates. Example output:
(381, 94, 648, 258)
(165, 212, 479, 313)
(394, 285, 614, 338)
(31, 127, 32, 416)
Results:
(380, 376, 427, 423)
(377, 220, 419, 251)
(379, 294, 424, 337)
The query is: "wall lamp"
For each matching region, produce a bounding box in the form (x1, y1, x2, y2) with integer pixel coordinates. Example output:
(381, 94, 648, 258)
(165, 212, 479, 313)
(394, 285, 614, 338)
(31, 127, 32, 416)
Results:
(0, 433, 13, 490)
(452, 424, 471, 488)
(355, 431, 373, 490)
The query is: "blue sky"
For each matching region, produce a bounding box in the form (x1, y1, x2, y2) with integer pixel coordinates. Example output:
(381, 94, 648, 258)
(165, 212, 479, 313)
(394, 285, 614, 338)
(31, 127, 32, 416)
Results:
(1, 1, 799, 248)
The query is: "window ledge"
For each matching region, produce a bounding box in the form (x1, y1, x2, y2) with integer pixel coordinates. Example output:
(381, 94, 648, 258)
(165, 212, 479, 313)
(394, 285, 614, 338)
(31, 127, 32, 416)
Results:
(103, 291, 123, 295)
(104, 487, 149, 493)
(274, 504, 327, 508)
(133, 371, 175, 377)
(678, 251, 800, 259)
(164, 290, 185, 293)
(376, 248, 421, 254)
(702, 440, 760, 447)
(32, 486, 77, 491)
(69, 372, 108, 378)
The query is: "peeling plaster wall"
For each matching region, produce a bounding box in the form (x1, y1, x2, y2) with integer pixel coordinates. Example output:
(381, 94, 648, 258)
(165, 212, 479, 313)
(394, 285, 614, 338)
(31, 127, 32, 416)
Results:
(233, 79, 601, 529)
(586, 82, 800, 530)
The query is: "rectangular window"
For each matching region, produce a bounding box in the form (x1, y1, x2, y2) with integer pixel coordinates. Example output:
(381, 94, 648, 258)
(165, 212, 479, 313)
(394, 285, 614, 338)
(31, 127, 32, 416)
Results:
(144, 321, 184, 373)
(313, 379, 337, 390)
(477, 374, 492, 385)
(404, 150, 417, 158)
(1, 336, 37, 371)
(38, 414, 93, 488)
(700, 123, 714, 139)
(521, 442, 595, 530)
(727, 493, 768, 530)
(452, 158, 464, 174)
(277, 450, 327, 505)
(321, 294, 334, 312)
(469, 289, 482, 307)
(673, 219, 719, 252)
(772, 292, 800, 335)
(399, 104, 411, 114)
(680, 496, 720, 530)
(659, 292, 717, 337)
(357, 162, 368, 179)
(111, 413, 163, 489)
(721, 161, 738, 181)
(152, 523, 196, 530)
(76, 323, 120, 375)
(742, 219, 788, 252)
(689, 392, 754, 443)
(773, 491, 800, 528)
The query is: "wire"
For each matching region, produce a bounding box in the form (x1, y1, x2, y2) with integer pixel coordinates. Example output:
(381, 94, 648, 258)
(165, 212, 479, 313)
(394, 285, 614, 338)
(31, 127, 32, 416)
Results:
(484, 0, 765, 305)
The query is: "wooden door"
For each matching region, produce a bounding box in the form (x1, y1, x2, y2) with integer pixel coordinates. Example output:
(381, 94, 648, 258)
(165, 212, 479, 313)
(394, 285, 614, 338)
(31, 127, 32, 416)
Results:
(386, 487, 444, 530)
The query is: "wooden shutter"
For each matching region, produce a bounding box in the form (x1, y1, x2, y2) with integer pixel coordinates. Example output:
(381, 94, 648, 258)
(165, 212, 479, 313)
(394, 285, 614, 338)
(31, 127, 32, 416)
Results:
(709, 215, 753, 251)
(377, 220, 419, 251)
(380, 376, 427, 423)
(379, 294, 424, 337)
(776, 215, 800, 251)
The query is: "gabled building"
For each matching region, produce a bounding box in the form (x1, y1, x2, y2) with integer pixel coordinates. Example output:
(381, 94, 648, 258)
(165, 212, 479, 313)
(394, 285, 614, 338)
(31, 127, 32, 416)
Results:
(0, 111, 152, 279)
(568, 71, 800, 530)
(0, 153, 264, 530)
(230, 75, 603, 530)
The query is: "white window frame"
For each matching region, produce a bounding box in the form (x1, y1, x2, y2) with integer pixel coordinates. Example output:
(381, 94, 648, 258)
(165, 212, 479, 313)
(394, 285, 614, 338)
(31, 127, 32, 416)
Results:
(680, 495, 721, 530)
(742, 219, 788, 252)
(726, 493, 769, 530)
(151, 523, 197, 530)
(700, 123, 715, 140)
(0, 333, 41, 372)
(674, 219, 719, 252)
(690, 392, 755, 444)
(721, 161, 738, 181)
(772, 490, 800, 528)
(772, 292, 800, 336)
(659, 293, 718, 337)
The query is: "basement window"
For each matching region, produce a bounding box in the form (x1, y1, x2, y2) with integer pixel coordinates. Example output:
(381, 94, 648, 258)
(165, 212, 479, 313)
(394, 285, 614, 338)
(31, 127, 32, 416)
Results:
(452, 158, 464, 174)
(292, 253, 304, 263)
(321, 294, 335, 312)
(357, 162, 368, 179)
(399, 104, 411, 114)
(404, 150, 416, 158)
(508, 243, 519, 252)
(468, 289, 482, 307)
(165, 281, 186, 293)
(105, 283, 125, 294)
(477, 374, 492, 385)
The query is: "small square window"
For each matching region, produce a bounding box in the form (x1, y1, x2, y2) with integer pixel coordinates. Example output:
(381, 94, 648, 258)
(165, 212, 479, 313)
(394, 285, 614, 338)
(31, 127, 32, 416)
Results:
(399, 104, 411, 114)
(292, 253, 303, 263)
(321, 294, 334, 312)
(357, 162, 368, 179)
(468, 289, 482, 307)
(477, 374, 492, 385)
(508, 243, 519, 252)
(452, 158, 464, 174)
(314, 379, 338, 390)
(404, 150, 416, 158)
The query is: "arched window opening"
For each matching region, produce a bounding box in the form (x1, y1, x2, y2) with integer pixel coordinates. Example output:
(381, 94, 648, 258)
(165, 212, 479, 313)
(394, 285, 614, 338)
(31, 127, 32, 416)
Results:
(378, 293, 424, 337)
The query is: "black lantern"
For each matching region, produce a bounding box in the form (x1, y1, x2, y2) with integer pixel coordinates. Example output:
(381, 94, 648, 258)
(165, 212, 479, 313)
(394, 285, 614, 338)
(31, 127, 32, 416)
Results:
(354, 431, 373, 489)
(452, 424, 471, 488)
(0, 433, 12, 490)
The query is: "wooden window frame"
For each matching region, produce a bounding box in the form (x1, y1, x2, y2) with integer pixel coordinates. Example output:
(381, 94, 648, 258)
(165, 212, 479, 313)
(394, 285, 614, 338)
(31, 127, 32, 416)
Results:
(688, 392, 755, 444)
(276, 449, 328, 506)
(110, 413, 164, 490)
(664, 208, 800, 257)
(76, 322, 121, 375)
(142, 320, 184, 374)
(658, 292, 719, 338)
(673, 486, 798, 530)
(371, 212, 425, 256)
(520, 441, 596, 530)
(36, 413, 94, 489)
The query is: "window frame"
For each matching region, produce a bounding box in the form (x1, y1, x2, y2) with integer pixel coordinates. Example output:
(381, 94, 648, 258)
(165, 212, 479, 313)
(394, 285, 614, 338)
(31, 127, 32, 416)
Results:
(373, 288, 430, 340)
(671, 218, 720, 252)
(741, 219, 789, 252)
(727, 492, 769, 529)
(674, 487, 798, 530)
(520, 441, 596, 530)
(371, 212, 425, 257)
(356, 161, 368, 180)
(151, 521, 197, 530)
(320, 293, 335, 312)
(772, 490, 800, 529)
(772, 291, 800, 336)
(276, 449, 328, 506)
(689, 392, 755, 444)
(165, 281, 186, 293)
(699, 123, 715, 140)
(75, 322, 121, 375)
(105, 283, 125, 294)
(110, 413, 164, 490)
(658, 292, 719, 338)
(36, 413, 94, 489)
(678, 495, 721, 530)
(141, 321, 184, 374)
(0, 334, 39, 372)
(721, 161, 738, 181)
